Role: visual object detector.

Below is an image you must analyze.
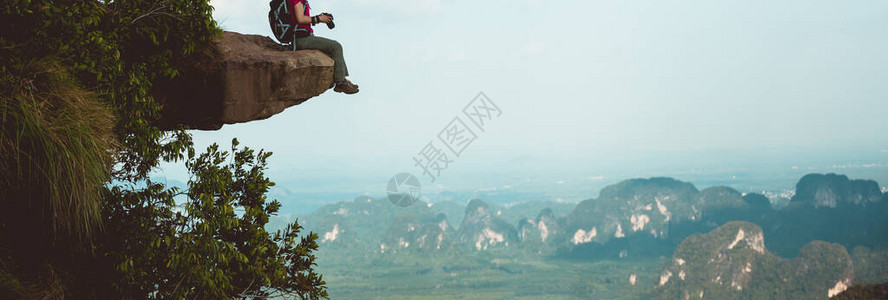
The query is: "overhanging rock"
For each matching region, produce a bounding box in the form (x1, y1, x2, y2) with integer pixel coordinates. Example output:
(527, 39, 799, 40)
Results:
(156, 31, 335, 130)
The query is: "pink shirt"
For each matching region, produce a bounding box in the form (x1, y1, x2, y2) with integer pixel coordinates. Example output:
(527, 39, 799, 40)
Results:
(288, 0, 313, 34)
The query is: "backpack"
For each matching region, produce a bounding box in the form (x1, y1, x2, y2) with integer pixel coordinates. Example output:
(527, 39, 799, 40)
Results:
(268, 0, 310, 50)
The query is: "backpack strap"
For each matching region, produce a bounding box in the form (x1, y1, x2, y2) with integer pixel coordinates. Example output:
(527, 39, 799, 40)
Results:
(269, 0, 299, 50)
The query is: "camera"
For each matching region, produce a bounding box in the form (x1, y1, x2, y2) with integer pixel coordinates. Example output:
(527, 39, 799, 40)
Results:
(320, 13, 334, 29)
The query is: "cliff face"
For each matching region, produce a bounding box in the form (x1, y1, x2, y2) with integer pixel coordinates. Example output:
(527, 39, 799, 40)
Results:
(156, 31, 335, 130)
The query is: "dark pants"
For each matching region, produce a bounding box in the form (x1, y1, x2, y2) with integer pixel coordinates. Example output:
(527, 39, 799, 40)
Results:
(294, 35, 349, 83)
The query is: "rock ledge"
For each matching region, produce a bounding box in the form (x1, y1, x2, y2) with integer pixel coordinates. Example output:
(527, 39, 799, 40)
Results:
(157, 31, 335, 130)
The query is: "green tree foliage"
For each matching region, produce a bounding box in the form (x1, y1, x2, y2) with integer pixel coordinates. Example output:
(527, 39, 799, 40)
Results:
(1, 1, 327, 298)
(83, 140, 327, 299)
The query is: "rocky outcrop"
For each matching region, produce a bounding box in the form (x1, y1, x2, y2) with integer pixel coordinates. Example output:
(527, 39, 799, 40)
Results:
(156, 31, 335, 130)
(656, 222, 854, 300)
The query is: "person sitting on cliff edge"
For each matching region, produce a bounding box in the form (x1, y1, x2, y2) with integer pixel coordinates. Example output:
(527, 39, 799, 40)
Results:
(290, 0, 359, 94)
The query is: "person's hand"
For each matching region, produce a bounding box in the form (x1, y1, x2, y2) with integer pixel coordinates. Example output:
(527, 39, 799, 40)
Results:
(318, 14, 332, 24)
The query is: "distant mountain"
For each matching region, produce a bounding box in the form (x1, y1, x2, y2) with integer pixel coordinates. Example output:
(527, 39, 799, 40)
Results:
(565, 177, 700, 248)
(741, 193, 771, 211)
(297, 196, 448, 256)
(655, 222, 854, 300)
(518, 208, 562, 243)
(456, 199, 519, 250)
(289, 173, 888, 267)
(791, 173, 882, 208)
(517, 208, 565, 254)
(558, 174, 888, 259)
(499, 200, 575, 229)
(380, 213, 453, 253)
(429, 200, 466, 226)
(427, 199, 575, 230)
(560, 178, 761, 258)
(695, 186, 748, 213)
(764, 173, 888, 257)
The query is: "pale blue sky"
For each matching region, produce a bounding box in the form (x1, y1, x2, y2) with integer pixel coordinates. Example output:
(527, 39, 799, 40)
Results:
(159, 0, 888, 195)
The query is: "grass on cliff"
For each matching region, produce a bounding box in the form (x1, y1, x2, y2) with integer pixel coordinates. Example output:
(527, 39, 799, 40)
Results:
(0, 58, 117, 242)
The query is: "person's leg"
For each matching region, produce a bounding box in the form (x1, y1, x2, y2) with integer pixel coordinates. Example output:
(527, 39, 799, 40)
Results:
(293, 35, 349, 83)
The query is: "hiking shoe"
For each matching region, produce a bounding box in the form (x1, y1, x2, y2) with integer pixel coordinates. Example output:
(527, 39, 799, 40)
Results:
(333, 82, 359, 89)
(334, 79, 359, 94)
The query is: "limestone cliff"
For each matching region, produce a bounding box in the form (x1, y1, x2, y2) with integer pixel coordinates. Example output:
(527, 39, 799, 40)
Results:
(156, 31, 335, 130)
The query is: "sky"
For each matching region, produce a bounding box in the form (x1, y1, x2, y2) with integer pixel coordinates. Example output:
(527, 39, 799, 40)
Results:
(157, 0, 888, 197)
